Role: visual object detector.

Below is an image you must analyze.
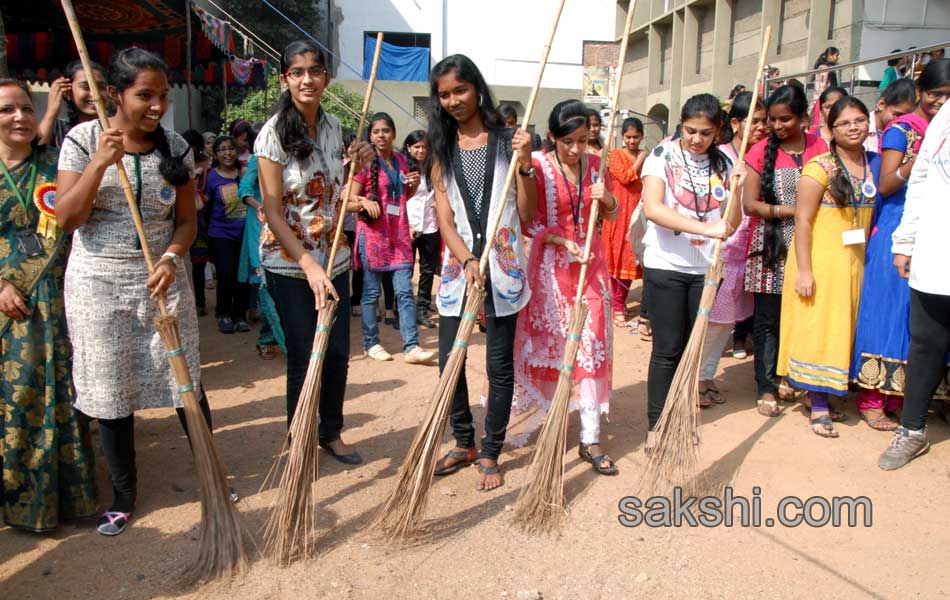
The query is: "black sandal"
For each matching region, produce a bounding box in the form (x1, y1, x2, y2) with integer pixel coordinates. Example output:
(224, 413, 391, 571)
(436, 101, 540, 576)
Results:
(578, 443, 619, 476)
(810, 414, 839, 438)
(318, 440, 363, 465)
(434, 448, 476, 476)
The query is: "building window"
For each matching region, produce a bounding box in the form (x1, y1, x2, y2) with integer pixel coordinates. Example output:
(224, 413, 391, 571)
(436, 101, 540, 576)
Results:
(413, 97, 428, 120)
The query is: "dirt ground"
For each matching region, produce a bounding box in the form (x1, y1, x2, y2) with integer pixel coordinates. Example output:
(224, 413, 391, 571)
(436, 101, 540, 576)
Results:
(2, 282, 949, 599)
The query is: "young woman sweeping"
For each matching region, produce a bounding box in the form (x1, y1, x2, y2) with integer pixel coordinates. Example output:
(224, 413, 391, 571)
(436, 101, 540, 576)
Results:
(777, 96, 880, 438)
(206, 135, 251, 333)
(742, 84, 827, 417)
(404, 129, 440, 328)
(640, 93, 744, 451)
(0, 78, 97, 531)
(603, 117, 647, 329)
(38, 59, 107, 148)
(878, 100, 950, 469)
(350, 113, 435, 364)
(55, 48, 207, 536)
(697, 92, 768, 407)
(851, 59, 950, 429)
(510, 99, 618, 475)
(256, 40, 374, 464)
(426, 54, 537, 491)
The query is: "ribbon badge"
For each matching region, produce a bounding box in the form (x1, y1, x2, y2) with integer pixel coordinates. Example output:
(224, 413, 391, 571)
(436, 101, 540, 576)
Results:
(33, 181, 58, 238)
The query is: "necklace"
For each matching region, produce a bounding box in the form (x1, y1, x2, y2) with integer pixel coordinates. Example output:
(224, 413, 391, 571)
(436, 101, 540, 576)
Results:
(554, 149, 585, 240)
(677, 141, 713, 222)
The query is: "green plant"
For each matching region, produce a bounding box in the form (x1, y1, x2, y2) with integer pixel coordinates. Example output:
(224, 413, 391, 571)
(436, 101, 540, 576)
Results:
(222, 74, 363, 133)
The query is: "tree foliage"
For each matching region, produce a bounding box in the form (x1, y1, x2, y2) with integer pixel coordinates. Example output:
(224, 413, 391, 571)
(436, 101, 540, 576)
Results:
(222, 74, 364, 133)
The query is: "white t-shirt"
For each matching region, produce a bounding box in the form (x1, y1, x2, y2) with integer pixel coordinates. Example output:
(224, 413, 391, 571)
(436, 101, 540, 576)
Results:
(641, 138, 732, 274)
(406, 176, 438, 234)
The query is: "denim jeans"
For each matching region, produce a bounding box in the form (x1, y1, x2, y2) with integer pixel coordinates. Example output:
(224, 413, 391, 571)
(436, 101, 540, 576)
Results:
(359, 235, 419, 352)
(266, 270, 350, 441)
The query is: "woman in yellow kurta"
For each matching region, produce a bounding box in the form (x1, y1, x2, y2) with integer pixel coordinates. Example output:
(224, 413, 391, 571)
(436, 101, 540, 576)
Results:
(778, 97, 880, 438)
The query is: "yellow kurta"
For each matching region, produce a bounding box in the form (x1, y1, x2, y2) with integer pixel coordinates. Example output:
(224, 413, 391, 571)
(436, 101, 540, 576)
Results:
(777, 152, 877, 395)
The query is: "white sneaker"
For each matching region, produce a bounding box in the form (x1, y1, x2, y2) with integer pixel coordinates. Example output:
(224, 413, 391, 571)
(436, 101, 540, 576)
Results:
(365, 344, 393, 361)
(404, 345, 435, 364)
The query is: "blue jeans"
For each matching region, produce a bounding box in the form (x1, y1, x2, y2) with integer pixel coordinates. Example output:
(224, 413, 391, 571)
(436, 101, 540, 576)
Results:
(359, 235, 419, 352)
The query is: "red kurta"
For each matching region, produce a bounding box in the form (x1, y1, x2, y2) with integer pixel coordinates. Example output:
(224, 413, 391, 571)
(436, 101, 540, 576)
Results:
(603, 148, 643, 280)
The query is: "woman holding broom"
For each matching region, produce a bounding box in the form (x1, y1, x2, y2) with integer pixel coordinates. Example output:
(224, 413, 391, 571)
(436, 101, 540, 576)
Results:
(0, 78, 97, 531)
(742, 84, 827, 417)
(426, 54, 537, 491)
(777, 96, 880, 438)
(511, 99, 619, 475)
(256, 40, 374, 464)
(640, 94, 745, 453)
(55, 48, 206, 536)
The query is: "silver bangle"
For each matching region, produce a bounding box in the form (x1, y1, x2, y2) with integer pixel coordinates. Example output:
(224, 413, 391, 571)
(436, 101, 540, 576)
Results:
(895, 167, 908, 182)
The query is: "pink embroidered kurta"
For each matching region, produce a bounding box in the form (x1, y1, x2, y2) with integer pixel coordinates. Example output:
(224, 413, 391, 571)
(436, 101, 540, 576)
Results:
(509, 151, 613, 446)
(353, 151, 414, 272)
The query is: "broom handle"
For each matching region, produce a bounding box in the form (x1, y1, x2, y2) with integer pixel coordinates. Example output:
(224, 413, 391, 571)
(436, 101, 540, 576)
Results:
(60, 0, 168, 318)
(327, 32, 384, 272)
(574, 0, 638, 306)
(478, 0, 567, 277)
(709, 25, 772, 269)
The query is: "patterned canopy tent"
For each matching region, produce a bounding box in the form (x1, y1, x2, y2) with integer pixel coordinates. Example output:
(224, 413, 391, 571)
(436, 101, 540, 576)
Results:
(3, 0, 267, 87)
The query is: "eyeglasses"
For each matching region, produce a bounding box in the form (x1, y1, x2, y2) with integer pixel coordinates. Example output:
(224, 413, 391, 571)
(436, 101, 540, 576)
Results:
(285, 66, 327, 80)
(832, 117, 869, 130)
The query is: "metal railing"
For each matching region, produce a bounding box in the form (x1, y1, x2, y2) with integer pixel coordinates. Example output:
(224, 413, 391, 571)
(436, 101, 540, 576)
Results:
(763, 41, 948, 100)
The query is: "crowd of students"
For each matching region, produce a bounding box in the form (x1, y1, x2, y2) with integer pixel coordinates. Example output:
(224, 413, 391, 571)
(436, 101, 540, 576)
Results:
(1, 39, 948, 539)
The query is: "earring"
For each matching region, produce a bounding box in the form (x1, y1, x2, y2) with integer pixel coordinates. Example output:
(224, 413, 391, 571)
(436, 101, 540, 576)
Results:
(479, 93, 484, 107)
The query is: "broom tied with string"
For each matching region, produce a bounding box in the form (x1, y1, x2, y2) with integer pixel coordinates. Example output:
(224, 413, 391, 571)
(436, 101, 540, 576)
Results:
(261, 33, 385, 566)
(512, 0, 639, 535)
(368, 0, 568, 542)
(638, 26, 773, 500)
(58, 0, 248, 583)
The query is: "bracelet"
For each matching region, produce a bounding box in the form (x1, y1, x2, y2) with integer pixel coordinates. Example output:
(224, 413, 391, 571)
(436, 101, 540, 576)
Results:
(895, 167, 908, 182)
(770, 204, 779, 219)
(606, 197, 620, 214)
(463, 256, 478, 270)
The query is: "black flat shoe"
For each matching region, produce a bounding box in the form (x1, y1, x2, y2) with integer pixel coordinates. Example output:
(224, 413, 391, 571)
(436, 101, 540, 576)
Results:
(318, 440, 363, 465)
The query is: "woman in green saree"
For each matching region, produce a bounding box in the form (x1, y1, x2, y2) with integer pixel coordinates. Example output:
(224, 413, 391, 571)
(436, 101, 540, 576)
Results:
(0, 78, 96, 532)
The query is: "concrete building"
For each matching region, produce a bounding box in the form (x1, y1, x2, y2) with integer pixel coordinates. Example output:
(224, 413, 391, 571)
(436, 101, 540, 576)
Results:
(330, 0, 618, 137)
(614, 0, 950, 146)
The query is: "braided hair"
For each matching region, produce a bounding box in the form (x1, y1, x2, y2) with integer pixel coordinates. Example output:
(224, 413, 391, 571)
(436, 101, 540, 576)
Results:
(757, 85, 809, 269)
(825, 96, 871, 207)
(366, 112, 396, 202)
(108, 48, 190, 186)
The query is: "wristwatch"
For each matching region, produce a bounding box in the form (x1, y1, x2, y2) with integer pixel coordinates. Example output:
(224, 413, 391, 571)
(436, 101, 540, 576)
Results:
(518, 163, 535, 178)
(161, 251, 182, 268)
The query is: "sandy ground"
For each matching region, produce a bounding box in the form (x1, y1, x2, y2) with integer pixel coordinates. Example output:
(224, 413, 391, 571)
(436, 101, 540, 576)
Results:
(2, 283, 949, 599)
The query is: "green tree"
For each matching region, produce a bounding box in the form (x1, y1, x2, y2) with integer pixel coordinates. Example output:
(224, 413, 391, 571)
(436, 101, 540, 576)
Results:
(222, 74, 364, 133)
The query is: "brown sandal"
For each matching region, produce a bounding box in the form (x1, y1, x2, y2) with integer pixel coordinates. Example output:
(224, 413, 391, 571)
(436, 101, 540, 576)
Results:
(613, 312, 629, 328)
(757, 393, 781, 417)
(860, 409, 899, 431)
(637, 317, 652, 341)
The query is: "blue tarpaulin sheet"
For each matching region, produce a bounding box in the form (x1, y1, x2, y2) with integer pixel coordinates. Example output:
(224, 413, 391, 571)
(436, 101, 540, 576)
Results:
(362, 35, 430, 81)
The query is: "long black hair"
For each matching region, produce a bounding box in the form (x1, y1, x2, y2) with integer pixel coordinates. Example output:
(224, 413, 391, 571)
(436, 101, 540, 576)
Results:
(813, 46, 840, 69)
(108, 47, 190, 186)
(63, 58, 106, 130)
(826, 96, 871, 207)
(679, 93, 730, 178)
(757, 84, 809, 269)
(366, 112, 396, 201)
(273, 40, 329, 161)
(719, 91, 758, 146)
(402, 129, 427, 171)
(818, 86, 848, 111)
(425, 54, 502, 179)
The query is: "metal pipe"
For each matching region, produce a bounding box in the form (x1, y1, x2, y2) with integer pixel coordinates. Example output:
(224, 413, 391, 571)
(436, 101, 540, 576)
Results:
(764, 41, 948, 86)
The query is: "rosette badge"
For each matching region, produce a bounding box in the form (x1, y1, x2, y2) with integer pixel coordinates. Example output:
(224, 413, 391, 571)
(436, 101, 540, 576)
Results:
(33, 182, 58, 238)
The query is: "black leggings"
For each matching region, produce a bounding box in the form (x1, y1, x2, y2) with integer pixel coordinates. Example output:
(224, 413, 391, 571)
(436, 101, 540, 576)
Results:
(752, 293, 782, 395)
(209, 236, 250, 321)
(413, 231, 442, 310)
(643, 266, 704, 430)
(902, 289, 950, 431)
(95, 390, 213, 514)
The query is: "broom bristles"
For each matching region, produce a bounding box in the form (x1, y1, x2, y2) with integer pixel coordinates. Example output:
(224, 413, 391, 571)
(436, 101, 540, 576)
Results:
(369, 288, 486, 541)
(638, 273, 721, 498)
(261, 301, 337, 565)
(512, 303, 589, 534)
(153, 315, 249, 583)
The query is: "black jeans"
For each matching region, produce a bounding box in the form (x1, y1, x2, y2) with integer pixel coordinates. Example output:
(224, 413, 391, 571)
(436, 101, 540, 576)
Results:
(439, 307, 518, 461)
(192, 261, 206, 310)
(734, 316, 753, 344)
(643, 266, 704, 429)
(95, 390, 213, 513)
(345, 231, 363, 307)
(752, 293, 782, 395)
(266, 270, 350, 442)
(209, 236, 250, 321)
(902, 289, 950, 430)
(413, 231, 442, 310)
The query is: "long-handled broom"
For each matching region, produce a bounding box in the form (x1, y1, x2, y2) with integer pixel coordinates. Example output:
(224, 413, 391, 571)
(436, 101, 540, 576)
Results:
(59, 0, 247, 583)
(638, 26, 773, 499)
(368, 0, 567, 542)
(261, 33, 385, 566)
(512, 0, 639, 535)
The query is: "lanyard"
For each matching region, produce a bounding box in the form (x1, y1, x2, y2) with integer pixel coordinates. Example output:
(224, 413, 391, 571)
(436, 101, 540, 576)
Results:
(0, 155, 38, 214)
(378, 155, 403, 203)
(835, 150, 869, 227)
(554, 149, 584, 238)
(678, 141, 712, 222)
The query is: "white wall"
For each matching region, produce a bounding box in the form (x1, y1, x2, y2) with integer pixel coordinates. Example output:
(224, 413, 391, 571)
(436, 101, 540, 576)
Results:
(335, 0, 617, 90)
